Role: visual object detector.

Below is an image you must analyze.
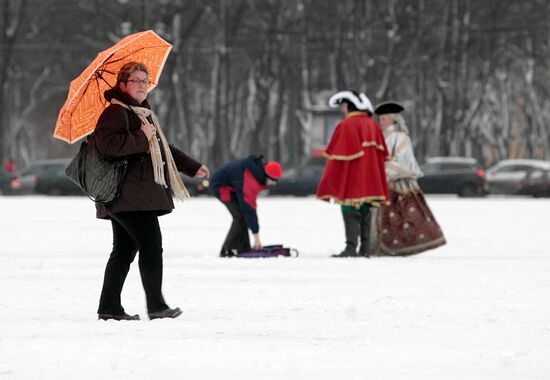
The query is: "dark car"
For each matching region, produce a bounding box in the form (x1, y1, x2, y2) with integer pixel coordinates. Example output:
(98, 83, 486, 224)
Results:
(0, 168, 16, 195)
(268, 156, 326, 196)
(15, 159, 83, 196)
(517, 167, 550, 197)
(417, 157, 486, 197)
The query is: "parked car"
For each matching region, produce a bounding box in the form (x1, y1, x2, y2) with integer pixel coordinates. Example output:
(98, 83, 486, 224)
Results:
(517, 167, 550, 197)
(417, 157, 486, 197)
(268, 156, 326, 196)
(7, 167, 36, 195)
(485, 159, 550, 195)
(14, 159, 83, 196)
(0, 168, 16, 195)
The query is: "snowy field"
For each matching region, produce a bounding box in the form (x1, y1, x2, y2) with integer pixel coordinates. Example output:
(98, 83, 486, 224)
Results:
(1, 195, 549, 379)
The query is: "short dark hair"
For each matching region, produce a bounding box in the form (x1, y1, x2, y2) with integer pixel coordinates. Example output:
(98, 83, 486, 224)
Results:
(342, 90, 361, 112)
(343, 99, 359, 112)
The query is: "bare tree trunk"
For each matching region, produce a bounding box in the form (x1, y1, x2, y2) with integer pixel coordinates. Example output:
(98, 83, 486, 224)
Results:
(375, 0, 398, 100)
(0, 0, 27, 160)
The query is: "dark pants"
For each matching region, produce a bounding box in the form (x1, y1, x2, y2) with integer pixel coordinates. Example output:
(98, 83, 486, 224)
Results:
(98, 211, 168, 314)
(221, 196, 251, 253)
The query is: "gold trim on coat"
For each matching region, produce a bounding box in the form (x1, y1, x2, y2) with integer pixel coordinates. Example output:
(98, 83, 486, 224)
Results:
(317, 194, 390, 208)
(323, 151, 364, 161)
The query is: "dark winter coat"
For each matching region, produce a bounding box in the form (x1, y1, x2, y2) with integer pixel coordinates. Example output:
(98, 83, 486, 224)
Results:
(209, 155, 268, 233)
(94, 88, 202, 219)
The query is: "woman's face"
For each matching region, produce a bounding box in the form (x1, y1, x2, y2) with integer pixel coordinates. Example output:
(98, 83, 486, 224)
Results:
(119, 70, 148, 103)
(379, 114, 394, 129)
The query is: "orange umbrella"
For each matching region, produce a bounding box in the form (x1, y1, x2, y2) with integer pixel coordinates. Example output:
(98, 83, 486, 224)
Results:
(53, 30, 172, 144)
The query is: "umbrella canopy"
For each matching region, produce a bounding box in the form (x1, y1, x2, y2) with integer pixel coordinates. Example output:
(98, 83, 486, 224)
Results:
(54, 30, 172, 144)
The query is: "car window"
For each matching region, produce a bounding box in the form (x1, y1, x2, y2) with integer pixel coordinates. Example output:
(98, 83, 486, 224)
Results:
(20, 166, 38, 176)
(420, 163, 440, 173)
(493, 165, 526, 173)
(517, 165, 538, 172)
(440, 163, 475, 170)
(33, 165, 57, 177)
(25, 165, 49, 176)
(42, 166, 60, 176)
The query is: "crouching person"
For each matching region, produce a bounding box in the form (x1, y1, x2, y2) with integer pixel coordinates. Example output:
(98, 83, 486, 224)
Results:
(209, 155, 282, 257)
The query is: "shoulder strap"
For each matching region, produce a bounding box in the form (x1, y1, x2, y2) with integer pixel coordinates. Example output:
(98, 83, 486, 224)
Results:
(122, 107, 130, 132)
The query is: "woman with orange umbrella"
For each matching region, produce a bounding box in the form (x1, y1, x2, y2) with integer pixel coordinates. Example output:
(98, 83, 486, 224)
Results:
(95, 62, 209, 321)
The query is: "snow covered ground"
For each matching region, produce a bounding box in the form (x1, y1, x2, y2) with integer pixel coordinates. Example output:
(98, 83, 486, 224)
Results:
(1, 195, 549, 379)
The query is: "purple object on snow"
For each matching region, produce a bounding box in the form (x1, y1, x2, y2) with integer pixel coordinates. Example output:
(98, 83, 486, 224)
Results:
(235, 244, 298, 258)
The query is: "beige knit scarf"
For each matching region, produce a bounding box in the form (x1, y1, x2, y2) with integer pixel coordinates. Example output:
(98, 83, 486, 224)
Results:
(111, 98, 190, 201)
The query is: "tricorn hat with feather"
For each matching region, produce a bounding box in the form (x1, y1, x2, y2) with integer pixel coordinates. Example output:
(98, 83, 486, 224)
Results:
(328, 91, 373, 113)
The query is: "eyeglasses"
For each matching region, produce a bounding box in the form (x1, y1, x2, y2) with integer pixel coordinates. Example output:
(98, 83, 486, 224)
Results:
(126, 79, 149, 85)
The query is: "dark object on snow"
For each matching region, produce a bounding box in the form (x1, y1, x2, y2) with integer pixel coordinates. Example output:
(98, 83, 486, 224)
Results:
(235, 244, 299, 258)
(98, 312, 140, 321)
(148, 307, 183, 320)
(331, 207, 371, 258)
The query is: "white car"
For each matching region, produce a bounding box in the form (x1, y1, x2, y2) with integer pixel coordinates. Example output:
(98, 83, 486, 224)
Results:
(485, 159, 550, 195)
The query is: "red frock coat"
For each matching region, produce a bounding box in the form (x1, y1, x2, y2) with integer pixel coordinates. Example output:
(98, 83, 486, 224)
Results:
(316, 112, 391, 207)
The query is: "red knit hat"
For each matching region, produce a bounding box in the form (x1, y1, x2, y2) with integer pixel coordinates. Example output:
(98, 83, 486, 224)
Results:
(264, 161, 283, 180)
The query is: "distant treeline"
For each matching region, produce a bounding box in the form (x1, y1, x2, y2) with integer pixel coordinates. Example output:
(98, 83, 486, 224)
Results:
(1, 0, 549, 169)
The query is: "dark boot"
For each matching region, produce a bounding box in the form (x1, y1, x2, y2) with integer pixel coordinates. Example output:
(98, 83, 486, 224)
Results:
(358, 210, 372, 257)
(332, 210, 360, 257)
(98, 312, 140, 321)
(220, 248, 235, 257)
(148, 307, 182, 320)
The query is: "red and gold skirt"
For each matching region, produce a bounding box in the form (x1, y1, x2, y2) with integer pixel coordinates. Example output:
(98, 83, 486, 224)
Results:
(376, 179, 446, 256)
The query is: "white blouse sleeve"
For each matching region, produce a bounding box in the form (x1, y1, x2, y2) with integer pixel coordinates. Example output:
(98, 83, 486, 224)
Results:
(385, 132, 423, 180)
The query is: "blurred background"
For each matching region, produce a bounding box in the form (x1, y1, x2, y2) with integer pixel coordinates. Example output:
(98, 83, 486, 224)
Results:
(1, 0, 549, 196)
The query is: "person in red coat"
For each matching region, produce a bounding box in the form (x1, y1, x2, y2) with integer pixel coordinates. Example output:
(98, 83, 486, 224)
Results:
(317, 91, 391, 257)
(3, 159, 15, 173)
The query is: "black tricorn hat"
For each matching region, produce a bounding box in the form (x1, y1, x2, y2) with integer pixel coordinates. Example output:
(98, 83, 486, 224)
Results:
(374, 101, 405, 115)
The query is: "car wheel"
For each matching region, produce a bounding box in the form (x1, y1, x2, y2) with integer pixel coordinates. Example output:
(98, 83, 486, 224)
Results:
(458, 184, 477, 197)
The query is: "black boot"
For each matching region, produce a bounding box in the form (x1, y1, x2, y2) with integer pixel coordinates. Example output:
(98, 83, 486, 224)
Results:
(220, 248, 235, 257)
(358, 209, 371, 257)
(332, 210, 360, 257)
(98, 312, 140, 321)
(148, 307, 182, 320)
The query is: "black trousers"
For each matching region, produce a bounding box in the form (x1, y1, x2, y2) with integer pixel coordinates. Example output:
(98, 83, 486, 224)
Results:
(221, 196, 251, 253)
(98, 211, 168, 314)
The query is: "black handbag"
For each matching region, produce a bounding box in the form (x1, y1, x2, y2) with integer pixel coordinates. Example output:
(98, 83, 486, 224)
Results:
(65, 110, 129, 204)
